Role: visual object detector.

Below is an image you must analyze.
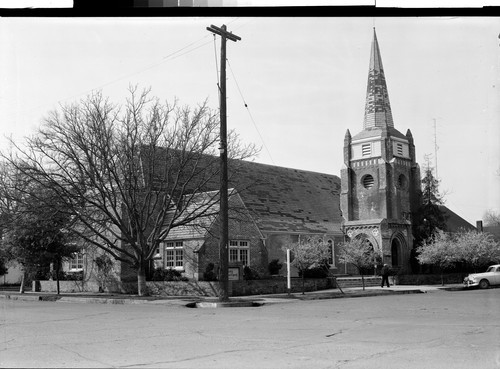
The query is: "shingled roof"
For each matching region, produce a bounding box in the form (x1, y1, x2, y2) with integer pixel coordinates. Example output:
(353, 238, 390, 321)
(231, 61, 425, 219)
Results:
(228, 161, 342, 235)
(139, 147, 342, 236)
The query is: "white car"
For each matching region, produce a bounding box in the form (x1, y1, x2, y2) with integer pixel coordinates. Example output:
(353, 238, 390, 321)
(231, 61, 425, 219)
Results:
(463, 264, 500, 289)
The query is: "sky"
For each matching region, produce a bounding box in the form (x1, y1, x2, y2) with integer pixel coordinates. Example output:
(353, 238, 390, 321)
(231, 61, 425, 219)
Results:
(0, 16, 499, 225)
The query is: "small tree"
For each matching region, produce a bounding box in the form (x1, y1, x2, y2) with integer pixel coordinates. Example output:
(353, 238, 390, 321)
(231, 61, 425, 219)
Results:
(338, 237, 381, 290)
(94, 254, 114, 292)
(284, 236, 331, 294)
(2, 184, 79, 294)
(412, 160, 448, 246)
(416, 230, 458, 285)
(455, 229, 500, 272)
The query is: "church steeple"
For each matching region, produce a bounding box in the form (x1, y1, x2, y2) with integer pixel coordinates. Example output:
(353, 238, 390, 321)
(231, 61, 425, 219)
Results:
(363, 28, 394, 130)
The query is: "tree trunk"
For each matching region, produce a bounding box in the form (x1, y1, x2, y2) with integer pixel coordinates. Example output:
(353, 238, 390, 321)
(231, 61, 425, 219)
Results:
(137, 262, 148, 296)
(361, 273, 365, 291)
(19, 270, 25, 294)
(55, 260, 61, 295)
(302, 273, 305, 295)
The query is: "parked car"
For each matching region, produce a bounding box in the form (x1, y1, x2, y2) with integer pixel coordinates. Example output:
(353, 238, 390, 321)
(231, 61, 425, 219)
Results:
(463, 264, 500, 289)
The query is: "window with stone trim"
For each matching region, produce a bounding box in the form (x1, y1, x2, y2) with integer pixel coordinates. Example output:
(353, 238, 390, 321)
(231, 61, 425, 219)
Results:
(165, 241, 184, 269)
(229, 240, 249, 265)
(362, 174, 375, 189)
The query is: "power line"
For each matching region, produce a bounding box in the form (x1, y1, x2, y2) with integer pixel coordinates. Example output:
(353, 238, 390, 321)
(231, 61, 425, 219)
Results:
(2, 34, 215, 122)
(226, 58, 275, 165)
(212, 34, 221, 107)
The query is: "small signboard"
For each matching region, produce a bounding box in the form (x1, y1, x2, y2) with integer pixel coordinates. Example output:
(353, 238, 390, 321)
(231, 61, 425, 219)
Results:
(228, 267, 240, 281)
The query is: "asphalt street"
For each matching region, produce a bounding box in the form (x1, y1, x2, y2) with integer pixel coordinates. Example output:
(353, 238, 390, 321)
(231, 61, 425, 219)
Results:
(1, 288, 499, 368)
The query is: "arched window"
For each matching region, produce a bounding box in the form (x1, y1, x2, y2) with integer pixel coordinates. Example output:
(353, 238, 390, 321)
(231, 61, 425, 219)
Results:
(327, 239, 335, 267)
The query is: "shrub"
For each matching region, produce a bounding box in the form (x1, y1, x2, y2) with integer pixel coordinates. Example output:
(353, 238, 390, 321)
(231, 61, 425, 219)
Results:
(243, 265, 260, 280)
(152, 267, 188, 281)
(65, 271, 83, 281)
(203, 263, 217, 281)
(268, 259, 283, 275)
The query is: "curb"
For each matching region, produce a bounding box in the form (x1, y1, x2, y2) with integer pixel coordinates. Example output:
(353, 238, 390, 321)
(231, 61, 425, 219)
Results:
(0, 294, 61, 302)
(0, 288, 429, 306)
(270, 289, 426, 301)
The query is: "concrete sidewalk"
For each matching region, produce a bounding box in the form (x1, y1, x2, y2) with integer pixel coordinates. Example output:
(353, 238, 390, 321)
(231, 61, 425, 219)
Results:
(0, 284, 464, 306)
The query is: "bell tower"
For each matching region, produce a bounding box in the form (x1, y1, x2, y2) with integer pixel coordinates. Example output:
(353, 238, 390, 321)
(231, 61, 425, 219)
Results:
(340, 29, 421, 272)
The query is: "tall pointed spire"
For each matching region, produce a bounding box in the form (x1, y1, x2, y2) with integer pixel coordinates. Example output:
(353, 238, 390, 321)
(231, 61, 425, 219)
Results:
(363, 28, 394, 130)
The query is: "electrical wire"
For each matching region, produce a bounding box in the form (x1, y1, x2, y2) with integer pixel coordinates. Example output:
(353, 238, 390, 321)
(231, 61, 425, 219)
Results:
(2, 34, 215, 122)
(226, 58, 275, 165)
(212, 34, 221, 108)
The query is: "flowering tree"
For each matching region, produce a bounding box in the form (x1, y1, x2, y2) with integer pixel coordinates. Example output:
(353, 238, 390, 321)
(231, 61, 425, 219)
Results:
(416, 230, 458, 285)
(284, 236, 331, 294)
(455, 229, 500, 272)
(338, 237, 381, 290)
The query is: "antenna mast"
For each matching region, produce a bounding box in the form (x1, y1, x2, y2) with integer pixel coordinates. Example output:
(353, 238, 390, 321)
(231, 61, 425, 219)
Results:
(433, 118, 439, 179)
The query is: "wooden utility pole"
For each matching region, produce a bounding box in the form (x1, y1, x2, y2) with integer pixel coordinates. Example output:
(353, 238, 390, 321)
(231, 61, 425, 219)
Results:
(206, 24, 241, 302)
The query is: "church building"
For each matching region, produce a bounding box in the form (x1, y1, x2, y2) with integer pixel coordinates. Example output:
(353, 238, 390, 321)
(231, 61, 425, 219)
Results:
(340, 29, 421, 273)
(50, 28, 475, 293)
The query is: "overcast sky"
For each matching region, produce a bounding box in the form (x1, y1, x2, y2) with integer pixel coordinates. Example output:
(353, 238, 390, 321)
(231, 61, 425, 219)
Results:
(1, 17, 499, 225)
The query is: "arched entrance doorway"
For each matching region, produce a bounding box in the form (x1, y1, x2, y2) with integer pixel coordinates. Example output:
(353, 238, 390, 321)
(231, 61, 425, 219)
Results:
(391, 238, 400, 267)
(390, 232, 408, 269)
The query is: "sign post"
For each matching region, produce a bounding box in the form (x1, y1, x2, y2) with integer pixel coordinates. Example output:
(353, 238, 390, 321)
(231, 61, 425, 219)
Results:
(287, 249, 291, 295)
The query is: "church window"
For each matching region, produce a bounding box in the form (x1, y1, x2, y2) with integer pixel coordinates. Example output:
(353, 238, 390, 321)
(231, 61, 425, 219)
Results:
(327, 239, 335, 267)
(69, 252, 84, 271)
(361, 143, 371, 157)
(362, 174, 374, 189)
(165, 241, 184, 269)
(229, 240, 249, 266)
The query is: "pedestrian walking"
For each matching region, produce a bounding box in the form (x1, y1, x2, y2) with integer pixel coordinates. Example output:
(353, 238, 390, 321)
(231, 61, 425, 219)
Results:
(381, 264, 390, 288)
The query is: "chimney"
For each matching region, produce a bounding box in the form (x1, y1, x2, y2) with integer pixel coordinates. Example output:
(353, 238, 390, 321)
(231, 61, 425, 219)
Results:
(476, 220, 483, 232)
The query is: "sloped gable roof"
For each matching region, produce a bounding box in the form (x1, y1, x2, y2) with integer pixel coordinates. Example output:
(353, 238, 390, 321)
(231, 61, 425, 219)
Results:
(439, 205, 476, 233)
(139, 147, 343, 236)
(228, 161, 342, 234)
(165, 190, 220, 241)
(165, 189, 261, 245)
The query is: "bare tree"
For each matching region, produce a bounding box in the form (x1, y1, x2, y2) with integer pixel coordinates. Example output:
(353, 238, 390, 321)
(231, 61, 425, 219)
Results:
(1, 87, 256, 296)
(483, 209, 500, 227)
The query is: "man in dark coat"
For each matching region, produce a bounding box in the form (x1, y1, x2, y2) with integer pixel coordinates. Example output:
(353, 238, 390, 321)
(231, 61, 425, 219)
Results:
(381, 264, 390, 288)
